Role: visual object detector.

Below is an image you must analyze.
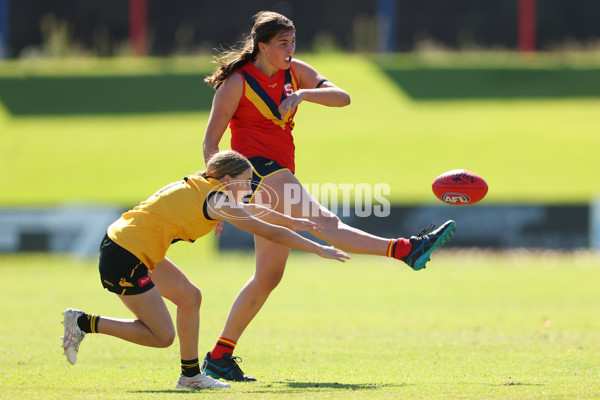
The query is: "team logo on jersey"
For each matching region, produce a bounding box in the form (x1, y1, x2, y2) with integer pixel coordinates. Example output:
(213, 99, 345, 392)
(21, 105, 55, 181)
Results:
(284, 83, 294, 96)
(269, 83, 278, 88)
(119, 278, 134, 287)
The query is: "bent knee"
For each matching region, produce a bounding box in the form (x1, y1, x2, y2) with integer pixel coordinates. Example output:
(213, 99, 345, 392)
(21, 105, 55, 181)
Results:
(182, 286, 202, 311)
(253, 268, 285, 292)
(263, 272, 284, 291)
(156, 328, 176, 348)
(171, 285, 202, 311)
(188, 286, 202, 309)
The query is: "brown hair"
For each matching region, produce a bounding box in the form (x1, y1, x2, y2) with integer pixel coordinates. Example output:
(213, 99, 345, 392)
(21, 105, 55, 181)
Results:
(199, 150, 251, 180)
(204, 11, 295, 90)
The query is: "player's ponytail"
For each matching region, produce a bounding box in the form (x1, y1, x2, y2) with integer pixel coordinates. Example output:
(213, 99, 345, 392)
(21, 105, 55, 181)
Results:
(205, 11, 295, 90)
(200, 150, 251, 180)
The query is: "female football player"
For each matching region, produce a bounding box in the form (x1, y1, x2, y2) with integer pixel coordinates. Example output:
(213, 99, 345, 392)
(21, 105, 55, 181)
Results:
(61, 150, 349, 390)
(200, 11, 455, 382)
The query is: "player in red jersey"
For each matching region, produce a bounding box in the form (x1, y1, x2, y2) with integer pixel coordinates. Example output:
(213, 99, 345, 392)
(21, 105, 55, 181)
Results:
(201, 11, 456, 382)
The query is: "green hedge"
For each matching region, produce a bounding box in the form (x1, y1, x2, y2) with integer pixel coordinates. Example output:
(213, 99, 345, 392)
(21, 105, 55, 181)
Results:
(0, 74, 215, 115)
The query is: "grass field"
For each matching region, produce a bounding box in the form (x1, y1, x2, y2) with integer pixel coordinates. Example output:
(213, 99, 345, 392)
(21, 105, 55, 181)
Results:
(1, 54, 599, 205)
(1, 53, 599, 399)
(1, 250, 599, 399)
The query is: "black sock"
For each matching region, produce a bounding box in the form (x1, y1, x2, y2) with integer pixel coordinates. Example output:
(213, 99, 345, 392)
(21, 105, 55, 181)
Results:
(181, 358, 200, 377)
(77, 313, 100, 334)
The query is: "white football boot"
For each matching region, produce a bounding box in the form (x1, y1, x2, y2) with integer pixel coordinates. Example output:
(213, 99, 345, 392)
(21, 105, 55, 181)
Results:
(61, 308, 86, 364)
(175, 373, 231, 389)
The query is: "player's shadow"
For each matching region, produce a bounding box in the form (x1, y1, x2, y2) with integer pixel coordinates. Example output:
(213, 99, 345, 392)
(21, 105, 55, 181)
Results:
(129, 381, 408, 395)
(130, 390, 192, 394)
(275, 381, 406, 390)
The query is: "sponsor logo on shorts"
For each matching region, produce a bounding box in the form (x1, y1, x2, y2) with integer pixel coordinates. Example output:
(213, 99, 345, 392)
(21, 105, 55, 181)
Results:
(138, 276, 151, 287)
(442, 193, 470, 204)
(119, 278, 134, 287)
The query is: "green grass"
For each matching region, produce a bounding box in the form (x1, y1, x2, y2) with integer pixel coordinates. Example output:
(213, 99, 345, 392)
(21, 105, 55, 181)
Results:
(1, 54, 599, 205)
(0, 74, 214, 115)
(1, 53, 598, 399)
(1, 250, 599, 399)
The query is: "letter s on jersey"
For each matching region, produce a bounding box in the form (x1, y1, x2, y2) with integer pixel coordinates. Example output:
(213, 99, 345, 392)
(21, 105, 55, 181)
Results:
(284, 83, 294, 96)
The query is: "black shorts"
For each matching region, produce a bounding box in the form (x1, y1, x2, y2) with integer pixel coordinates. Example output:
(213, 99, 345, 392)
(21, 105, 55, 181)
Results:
(98, 234, 155, 296)
(247, 156, 291, 203)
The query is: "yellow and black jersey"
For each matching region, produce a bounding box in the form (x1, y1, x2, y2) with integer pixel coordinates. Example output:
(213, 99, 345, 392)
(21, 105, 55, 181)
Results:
(107, 175, 226, 270)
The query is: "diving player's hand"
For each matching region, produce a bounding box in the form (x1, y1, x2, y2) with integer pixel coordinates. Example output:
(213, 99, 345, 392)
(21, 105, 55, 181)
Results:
(318, 246, 351, 262)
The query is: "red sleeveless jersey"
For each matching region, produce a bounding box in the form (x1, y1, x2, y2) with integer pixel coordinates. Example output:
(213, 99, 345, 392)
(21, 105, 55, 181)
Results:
(230, 62, 299, 172)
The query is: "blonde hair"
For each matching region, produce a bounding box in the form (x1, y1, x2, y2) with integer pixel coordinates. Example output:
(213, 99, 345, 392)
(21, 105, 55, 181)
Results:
(200, 150, 251, 180)
(205, 11, 295, 90)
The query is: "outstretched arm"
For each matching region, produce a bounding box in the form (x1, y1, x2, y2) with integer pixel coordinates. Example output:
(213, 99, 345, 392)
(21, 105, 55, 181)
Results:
(206, 197, 350, 262)
(241, 203, 322, 233)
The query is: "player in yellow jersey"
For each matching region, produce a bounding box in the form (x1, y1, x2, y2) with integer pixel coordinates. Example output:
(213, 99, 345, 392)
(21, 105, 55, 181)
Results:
(61, 150, 349, 390)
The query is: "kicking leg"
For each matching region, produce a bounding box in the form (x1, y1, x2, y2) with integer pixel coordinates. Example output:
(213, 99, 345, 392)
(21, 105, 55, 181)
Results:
(263, 170, 396, 255)
(265, 170, 456, 268)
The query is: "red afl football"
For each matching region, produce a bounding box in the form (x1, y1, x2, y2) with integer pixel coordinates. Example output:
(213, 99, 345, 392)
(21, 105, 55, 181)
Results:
(432, 169, 488, 206)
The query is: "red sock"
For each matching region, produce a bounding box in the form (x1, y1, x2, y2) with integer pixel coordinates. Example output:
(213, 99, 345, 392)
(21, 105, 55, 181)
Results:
(210, 337, 236, 360)
(387, 238, 412, 260)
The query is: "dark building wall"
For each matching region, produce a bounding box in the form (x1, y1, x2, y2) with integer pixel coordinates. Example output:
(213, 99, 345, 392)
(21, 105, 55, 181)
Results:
(7, 0, 600, 57)
(218, 205, 591, 251)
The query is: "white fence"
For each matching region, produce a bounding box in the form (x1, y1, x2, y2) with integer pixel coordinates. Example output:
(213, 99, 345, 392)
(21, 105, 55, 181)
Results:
(0, 205, 123, 257)
(1, 202, 599, 257)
